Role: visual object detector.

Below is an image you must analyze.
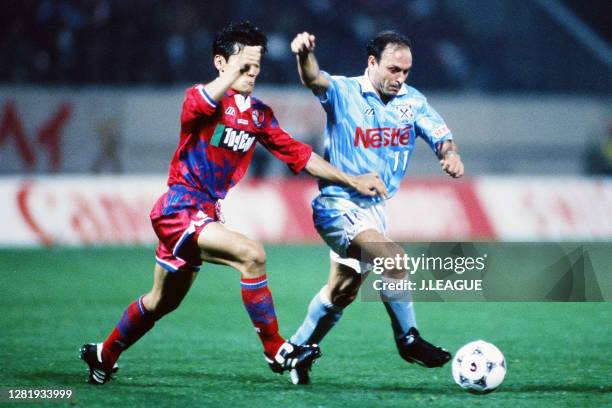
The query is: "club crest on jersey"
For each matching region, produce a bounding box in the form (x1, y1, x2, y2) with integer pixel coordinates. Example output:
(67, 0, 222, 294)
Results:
(210, 124, 255, 153)
(252, 109, 264, 128)
(394, 103, 414, 124)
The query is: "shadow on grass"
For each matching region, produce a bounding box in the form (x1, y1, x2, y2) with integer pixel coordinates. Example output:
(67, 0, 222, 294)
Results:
(12, 370, 83, 386)
(500, 383, 612, 394)
(17, 369, 612, 397)
(308, 380, 612, 395)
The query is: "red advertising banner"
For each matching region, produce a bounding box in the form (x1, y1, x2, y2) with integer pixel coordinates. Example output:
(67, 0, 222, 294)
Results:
(0, 176, 610, 246)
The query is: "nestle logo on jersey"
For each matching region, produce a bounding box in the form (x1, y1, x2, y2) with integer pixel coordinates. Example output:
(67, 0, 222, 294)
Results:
(210, 124, 255, 152)
(354, 126, 412, 148)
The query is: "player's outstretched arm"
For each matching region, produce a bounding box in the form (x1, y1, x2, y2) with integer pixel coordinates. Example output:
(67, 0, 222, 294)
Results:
(291, 32, 329, 92)
(438, 140, 464, 178)
(204, 45, 262, 102)
(304, 153, 388, 197)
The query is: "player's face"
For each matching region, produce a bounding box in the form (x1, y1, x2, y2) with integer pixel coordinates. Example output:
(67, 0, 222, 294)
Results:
(368, 45, 412, 99)
(226, 52, 261, 95)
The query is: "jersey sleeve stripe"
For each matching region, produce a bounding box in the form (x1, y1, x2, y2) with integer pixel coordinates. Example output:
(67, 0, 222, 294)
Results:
(196, 85, 217, 108)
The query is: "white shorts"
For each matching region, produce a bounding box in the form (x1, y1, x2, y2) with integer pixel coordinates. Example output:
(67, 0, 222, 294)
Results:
(312, 195, 387, 274)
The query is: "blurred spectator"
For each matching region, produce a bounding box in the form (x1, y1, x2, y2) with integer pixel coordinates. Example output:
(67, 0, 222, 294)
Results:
(1, 0, 609, 92)
(0, 0, 474, 89)
(91, 117, 122, 174)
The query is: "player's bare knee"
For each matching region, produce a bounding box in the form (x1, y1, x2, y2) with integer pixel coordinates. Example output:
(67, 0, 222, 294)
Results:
(243, 241, 266, 266)
(378, 245, 407, 279)
(142, 292, 162, 317)
(239, 240, 266, 276)
(384, 267, 406, 280)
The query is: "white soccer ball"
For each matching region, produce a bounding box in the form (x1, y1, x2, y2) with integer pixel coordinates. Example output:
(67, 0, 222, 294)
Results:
(452, 340, 506, 393)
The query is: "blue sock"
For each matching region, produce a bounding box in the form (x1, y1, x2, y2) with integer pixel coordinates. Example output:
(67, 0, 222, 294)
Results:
(380, 277, 417, 339)
(291, 286, 343, 345)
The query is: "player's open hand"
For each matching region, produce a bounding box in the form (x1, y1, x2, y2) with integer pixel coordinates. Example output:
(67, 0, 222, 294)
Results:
(228, 45, 262, 74)
(291, 32, 316, 55)
(440, 151, 464, 178)
(352, 173, 388, 198)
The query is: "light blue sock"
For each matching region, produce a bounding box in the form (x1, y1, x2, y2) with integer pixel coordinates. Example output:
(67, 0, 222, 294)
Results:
(291, 286, 343, 345)
(380, 277, 417, 339)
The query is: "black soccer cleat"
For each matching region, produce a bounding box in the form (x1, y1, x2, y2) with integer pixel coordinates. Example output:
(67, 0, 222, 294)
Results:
(288, 344, 320, 385)
(396, 327, 451, 368)
(80, 343, 118, 385)
(265, 342, 321, 380)
(289, 365, 312, 385)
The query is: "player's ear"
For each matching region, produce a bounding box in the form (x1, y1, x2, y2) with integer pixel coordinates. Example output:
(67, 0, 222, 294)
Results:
(214, 54, 227, 72)
(367, 55, 378, 68)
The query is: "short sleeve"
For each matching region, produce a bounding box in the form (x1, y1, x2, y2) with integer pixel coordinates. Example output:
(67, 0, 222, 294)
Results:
(414, 96, 453, 155)
(181, 84, 218, 130)
(316, 71, 349, 124)
(257, 106, 313, 174)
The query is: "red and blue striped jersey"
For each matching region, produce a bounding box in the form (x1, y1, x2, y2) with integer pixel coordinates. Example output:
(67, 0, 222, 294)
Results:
(165, 84, 312, 206)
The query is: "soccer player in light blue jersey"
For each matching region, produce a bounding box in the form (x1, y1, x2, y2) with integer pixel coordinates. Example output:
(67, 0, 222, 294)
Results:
(288, 30, 465, 384)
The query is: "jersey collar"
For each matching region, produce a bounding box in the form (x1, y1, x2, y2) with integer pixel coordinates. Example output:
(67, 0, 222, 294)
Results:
(359, 68, 408, 97)
(224, 89, 252, 112)
(234, 93, 251, 113)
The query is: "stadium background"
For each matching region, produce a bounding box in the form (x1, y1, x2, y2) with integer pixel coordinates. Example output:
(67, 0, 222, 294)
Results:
(1, 1, 611, 407)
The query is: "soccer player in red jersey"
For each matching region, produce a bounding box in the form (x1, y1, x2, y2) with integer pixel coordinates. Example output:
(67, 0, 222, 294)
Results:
(80, 21, 387, 385)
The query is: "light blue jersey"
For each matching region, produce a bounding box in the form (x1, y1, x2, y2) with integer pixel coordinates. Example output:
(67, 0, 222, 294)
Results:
(317, 69, 452, 203)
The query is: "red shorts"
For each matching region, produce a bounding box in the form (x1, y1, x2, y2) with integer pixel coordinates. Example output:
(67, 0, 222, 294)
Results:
(150, 191, 220, 272)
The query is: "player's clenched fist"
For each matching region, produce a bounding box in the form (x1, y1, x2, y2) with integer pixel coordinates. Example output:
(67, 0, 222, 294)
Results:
(291, 32, 316, 55)
(440, 151, 464, 178)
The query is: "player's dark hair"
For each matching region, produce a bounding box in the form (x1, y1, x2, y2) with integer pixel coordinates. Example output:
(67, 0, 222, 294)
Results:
(366, 31, 412, 61)
(212, 21, 268, 60)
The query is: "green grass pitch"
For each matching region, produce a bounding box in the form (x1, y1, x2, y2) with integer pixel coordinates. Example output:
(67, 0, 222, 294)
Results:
(1, 245, 611, 407)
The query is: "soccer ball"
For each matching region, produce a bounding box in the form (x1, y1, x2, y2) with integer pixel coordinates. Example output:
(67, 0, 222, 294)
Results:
(452, 340, 506, 393)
